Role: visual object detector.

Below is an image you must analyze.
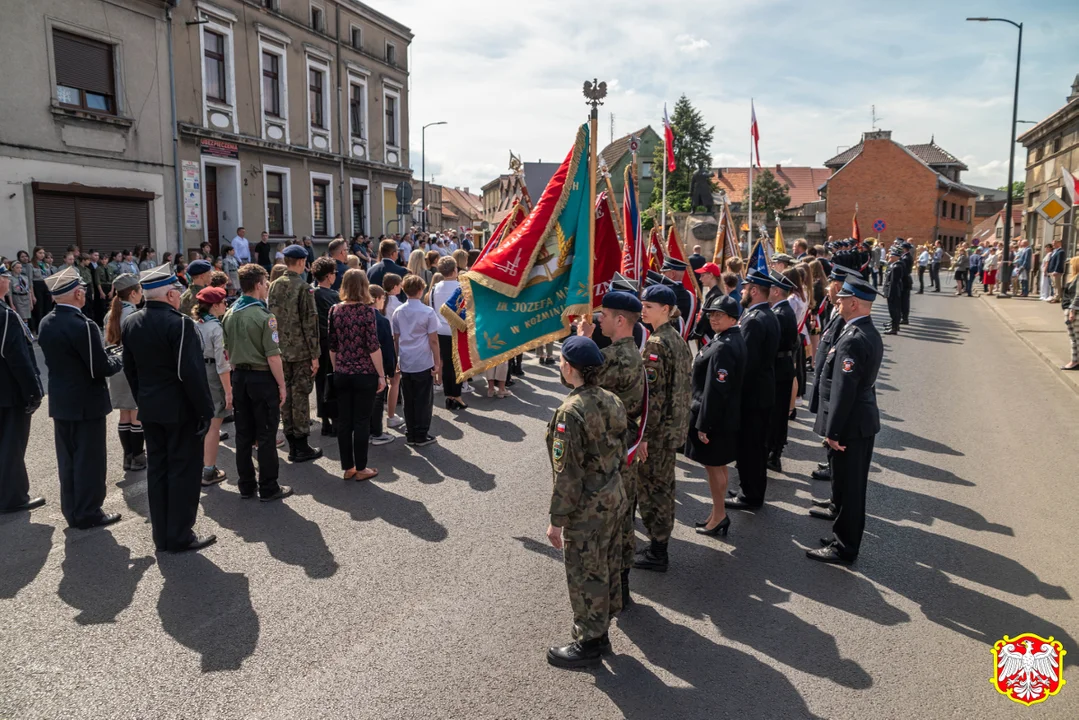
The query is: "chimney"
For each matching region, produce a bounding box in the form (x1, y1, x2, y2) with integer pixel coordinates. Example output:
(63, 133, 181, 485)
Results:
(463, 187, 469, 194)
(862, 130, 892, 142)
(775, 163, 782, 172)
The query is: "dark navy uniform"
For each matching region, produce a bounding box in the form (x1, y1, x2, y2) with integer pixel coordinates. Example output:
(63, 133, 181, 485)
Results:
(882, 252, 904, 333)
(685, 323, 746, 466)
(0, 287, 44, 513)
(38, 270, 123, 529)
(122, 269, 215, 552)
(732, 292, 779, 506)
(690, 284, 722, 343)
(900, 243, 914, 324)
(767, 294, 798, 467)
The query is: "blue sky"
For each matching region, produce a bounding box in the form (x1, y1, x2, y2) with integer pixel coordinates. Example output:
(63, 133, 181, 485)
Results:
(387, 0, 1079, 193)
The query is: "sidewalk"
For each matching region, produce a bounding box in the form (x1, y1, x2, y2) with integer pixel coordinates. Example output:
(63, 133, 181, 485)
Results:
(978, 292, 1079, 396)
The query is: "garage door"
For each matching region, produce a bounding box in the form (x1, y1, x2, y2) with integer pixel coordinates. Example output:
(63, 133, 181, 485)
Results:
(32, 184, 152, 257)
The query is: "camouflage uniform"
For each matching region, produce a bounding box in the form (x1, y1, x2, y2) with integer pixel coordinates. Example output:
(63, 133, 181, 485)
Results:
(592, 336, 646, 570)
(179, 285, 199, 318)
(638, 322, 693, 544)
(546, 384, 627, 642)
(267, 269, 320, 438)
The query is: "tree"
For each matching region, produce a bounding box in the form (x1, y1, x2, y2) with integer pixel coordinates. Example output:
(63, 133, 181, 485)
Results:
(998, 181, 1025, 199)
(646, 94, 715, 225)
(751, 168, 791, 222)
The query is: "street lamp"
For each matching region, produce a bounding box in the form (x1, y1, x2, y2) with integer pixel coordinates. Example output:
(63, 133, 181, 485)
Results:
(421, 121, 448, 232)
(967, 16, 1022, 298)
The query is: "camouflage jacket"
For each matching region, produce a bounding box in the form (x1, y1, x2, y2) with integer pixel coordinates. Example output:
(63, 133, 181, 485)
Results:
(546, 385, 627, 529)
(560, 335, 645, 423)
(179, 285, 198, 318)
(267, 269, 319, 361)
(641, 321, 693, 449)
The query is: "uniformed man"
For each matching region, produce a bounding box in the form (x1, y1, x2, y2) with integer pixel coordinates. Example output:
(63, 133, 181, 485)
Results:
(122, 264, 217, 553)
(591, 273, 647, 351)
(726, 268, 779, 510)
(267, 244, 322, 462)
(900, 240, 914, 325)
(37, 266, 123, 530)
(545, 336, 627, 669)
(882, 246, 904, 335)
(766, 269, 798, 474)
(179, 258, 212, 317)
(690, 262, 724, 343)
(660, 257, 695, 337)
(806, 276, 884, 565)
(223, 263, 293, 502)
(633, 284, 692, 572)
(576, 290, 645, 605)
(0, 262, 46, 514)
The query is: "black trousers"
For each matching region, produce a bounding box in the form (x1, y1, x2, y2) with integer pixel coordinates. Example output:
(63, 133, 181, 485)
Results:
(336, 373, 378, 471)
(143, 421, 202, 551)
(887, 296, 902, 328)
(437, 335, 461, 397)
(233, 369, 281, 498)
(830, 435, 874, 559)
(931, 263, 941, 291)
(767, 371, 794, 453)
(31, 280, 51, 333)
(826, 447, 840, 509)
(315, 345, 332, 420)
(370, 388, 386, 436)
(735, 405, 770, 505)
(917, 266, 925, 292)
(0, 407, 32, 511)
(400, 368, 434, 441)
(54, 417, 108, 528)
(901, 287, 910, 322)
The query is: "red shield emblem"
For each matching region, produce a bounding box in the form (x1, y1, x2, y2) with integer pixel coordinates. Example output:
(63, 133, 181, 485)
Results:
(991, 633, 1066, 706)
(715, 369, 728, 383)
(841, 358, 854, 373)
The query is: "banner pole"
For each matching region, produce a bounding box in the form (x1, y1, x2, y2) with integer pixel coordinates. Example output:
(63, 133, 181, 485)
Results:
(587, 96, 600, 316)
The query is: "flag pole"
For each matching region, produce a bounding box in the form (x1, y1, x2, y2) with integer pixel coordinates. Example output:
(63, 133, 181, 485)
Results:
(584, 78, 606, 315)
(661, 154, 667, 244)
(747, 98, 754, 260)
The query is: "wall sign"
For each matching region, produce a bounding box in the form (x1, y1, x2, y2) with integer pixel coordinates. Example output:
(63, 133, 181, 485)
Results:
(200, 138, 239, 159)
(182, 160, 202, 230)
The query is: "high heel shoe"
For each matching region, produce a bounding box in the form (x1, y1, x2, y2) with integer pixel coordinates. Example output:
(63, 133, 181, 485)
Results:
(695, 516, 730, 537)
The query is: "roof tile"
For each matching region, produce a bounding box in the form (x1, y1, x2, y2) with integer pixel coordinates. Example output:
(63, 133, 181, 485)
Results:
(712, 166, 832, 208)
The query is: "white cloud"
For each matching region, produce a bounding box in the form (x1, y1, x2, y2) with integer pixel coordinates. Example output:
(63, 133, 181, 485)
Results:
(675, 34, 711, 53)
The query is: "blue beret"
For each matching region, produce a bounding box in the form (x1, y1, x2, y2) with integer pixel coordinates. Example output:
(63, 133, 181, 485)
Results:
(283, 244, 308, 259)
(641, 284, 677, 307)
(837, 276, 879, 301)
(703, 293, 741, 319)
(560, 336, 604, 367)
(744, 268, 773, 288)
(602, 290, 642, 313)
(661, 257, 687, 272)
(187, 259, 212, 276)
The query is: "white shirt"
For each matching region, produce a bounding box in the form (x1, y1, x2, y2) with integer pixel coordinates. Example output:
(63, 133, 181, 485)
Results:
(231, 235, 251, 263)
(918, 250, 930, 267)
(400, 240, 413, 258)
(391, 298, 439, 373)
(429, 279, 460, 336)
(385, 294, 403, 319)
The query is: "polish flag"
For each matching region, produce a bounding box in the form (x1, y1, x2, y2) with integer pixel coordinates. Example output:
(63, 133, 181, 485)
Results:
(751, 100, 761, 168)
(1062, 167, 1079, 206)
(663, 104, 676, 173)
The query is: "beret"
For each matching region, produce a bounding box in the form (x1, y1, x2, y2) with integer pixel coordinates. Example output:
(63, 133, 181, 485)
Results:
(644, 270, 666, 288)
(196, 286, 227, 305)
(283, 244, 309, 259)
(601, 290, 642, 313)
(560, 336, 604, 367)
(837, 276, 879, 301)
(771, 253, 794, 264)
(641, 284, 677, 307)
(111, 273, 140, 292)
(744, 268, 773, 288)
(187, 259, 212, 276)
(703, 293, 741, 319)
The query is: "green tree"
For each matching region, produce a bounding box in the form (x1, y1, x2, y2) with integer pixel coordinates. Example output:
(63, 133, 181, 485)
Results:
(998, 181, 1025, 199)
(646, 94, 714, 225)
(751, 168, 791, 221)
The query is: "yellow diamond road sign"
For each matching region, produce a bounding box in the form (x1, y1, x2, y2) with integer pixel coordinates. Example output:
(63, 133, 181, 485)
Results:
(1036, 195, 1070, 224)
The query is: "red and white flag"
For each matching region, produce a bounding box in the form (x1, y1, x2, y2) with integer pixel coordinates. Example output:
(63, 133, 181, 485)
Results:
(663, 104, 677, 173)
(1061, 167, 1079, 206)
(751, 100, 761, 168)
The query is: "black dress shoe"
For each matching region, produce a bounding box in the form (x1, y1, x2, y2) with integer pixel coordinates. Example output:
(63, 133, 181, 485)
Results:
(806, 545, 854, 565)
(811, 498, 832, 508)
(174, 534, 217, 553)
(1060, 364, 1079, 372)
(695, 516, 730, 537)
(260, 486, 294, 502)
(222, 414, 235, 424)
(817, 461, 829, 470)
(809, 506, 838, 521)
(2, 497, 46, 514)
(546, 637, 606, 669)
(78, 512, 121, 530)
(724, 495, 762, 510)
(810, 468, 831, 481)
(819, 537, 833, 547)
(766, 453, 783, 473)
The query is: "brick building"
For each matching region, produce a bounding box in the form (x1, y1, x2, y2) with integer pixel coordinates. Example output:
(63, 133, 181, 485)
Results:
(821, 131, 977, 250)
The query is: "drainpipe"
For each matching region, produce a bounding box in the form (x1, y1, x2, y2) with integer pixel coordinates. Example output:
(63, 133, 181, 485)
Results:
(335, 5, 346, 239)
(166, 1, 184, 256)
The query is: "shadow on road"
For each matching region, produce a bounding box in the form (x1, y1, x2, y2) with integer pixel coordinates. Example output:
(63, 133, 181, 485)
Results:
(57, 529, 154, 625)
(0, 515, 54, 599)
(296, 473, 449, 543)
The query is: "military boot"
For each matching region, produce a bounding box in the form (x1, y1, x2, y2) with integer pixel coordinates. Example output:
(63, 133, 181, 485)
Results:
(620, 568, 632, 607)
(633, 540, 668, 572)
(546, 636, 607, 669)
(284, 434, 298, 461)
(289, 435, 323, 463)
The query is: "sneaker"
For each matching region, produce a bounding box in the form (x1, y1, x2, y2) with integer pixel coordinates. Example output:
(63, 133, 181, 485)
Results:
(461, 382, 475, 394)
(275, 430, 285, 447)
(370, 433, 395, 446)
(407, 435, 437, 447)
(387, 415, 406, 429)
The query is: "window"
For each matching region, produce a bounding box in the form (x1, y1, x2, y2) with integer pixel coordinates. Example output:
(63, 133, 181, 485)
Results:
(1035, 146, 1044, 161)
(996, 227, 1003, 239)
(641, 161, 653, 179)
(385, 93, 397, 145)
(53, 30, 115, 114)
(310, 4, 325, 32)
(312, 180, 329, 235)
(941, 200, 947, 218)
(266, 172, 285, 235)
(385, 42, 396, 65)
(349, 84, 365, 138)
(204, 30, 227, 103)
(309, 68, 324, 128)
(950, 202, 956, 219)
(352, 184, 367, 236)
(1053, 136, 1062, 153)
(351, 26, 362, 50)
(262, 0, 278, 9)
(262, 51, 280, 117)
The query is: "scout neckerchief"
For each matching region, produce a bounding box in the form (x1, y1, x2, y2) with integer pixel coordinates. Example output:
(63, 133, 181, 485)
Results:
(232, 295, 266, 312)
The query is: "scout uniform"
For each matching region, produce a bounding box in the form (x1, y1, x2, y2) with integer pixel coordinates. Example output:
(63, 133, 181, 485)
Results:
(223, 282, 293, 502)
(121, 264, 216, 553)
(267, 244, 322, 462)
(102, 273, 145, 470)
(545, 336, 627, 669)
(179, 259, 212, 318)
(633, 284, 693, 572)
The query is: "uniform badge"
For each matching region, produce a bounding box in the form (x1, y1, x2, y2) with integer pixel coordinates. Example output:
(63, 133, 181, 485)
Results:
(268, 317, 278, 331)
(991, 633, 1066, 706)
(716, 368, 728, 383)
(552, 439, 565, 463)
(646, 367, 657, 383)
(271, 331, 280, 344)
(648, 353, 659, 362)
(842, 357, 854, 373)
(556, 422, 566, 433)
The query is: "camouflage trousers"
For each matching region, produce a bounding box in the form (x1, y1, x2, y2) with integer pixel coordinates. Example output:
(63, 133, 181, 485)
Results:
(621, 457, 639, 570)
(564, 514, 623, 642)
(281, 360, 314, 436)
(637, 446, 676, 543)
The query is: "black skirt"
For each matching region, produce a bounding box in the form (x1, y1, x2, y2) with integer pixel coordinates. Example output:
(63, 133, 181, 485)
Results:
(684, 409, 738, 467)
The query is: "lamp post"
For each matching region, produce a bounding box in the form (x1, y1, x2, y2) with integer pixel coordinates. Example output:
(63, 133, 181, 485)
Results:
(421, 121, 447, 232)
(967, 16, 1022, 298)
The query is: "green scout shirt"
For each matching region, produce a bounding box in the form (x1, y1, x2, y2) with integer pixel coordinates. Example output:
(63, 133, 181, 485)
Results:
(222, 297, 281, 369)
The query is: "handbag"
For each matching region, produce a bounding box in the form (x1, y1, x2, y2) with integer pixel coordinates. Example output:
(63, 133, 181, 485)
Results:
(323, 371, 339, 418)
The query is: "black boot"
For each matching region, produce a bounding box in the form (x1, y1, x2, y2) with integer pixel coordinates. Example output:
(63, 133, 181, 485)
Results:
(633, 539, 668, 572)
(290, 434, 323, 463)
(546, 636, 607, 669)
(621, 568, 632, 608)
(320, 418, 336, 437)
(766, 451, 783, 473)
(284, 434, 298, 461)
(118, 423, 132, 470)
(128, 424, 147, 471)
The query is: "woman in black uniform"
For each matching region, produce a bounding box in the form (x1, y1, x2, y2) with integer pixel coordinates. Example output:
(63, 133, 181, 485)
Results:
(685, 294, 747, 536)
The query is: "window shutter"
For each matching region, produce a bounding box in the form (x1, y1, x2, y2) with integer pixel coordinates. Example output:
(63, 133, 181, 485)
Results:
(78, 197, 150, 254)
(53, 31, 113, 94)
(33, 193, 78, 256)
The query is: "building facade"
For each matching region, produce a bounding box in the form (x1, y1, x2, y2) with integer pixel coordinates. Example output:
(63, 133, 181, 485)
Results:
(599, 126, 659, 207)
(1018, 74, 1079, 257)
(821, 131, 976, 251)
(172, 0, 412, 256)
(440, 186, 482, 234)
(0, 0, 174, 260)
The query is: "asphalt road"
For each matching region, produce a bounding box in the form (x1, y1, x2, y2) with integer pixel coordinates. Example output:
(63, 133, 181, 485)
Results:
(2, 291, 1077, 719)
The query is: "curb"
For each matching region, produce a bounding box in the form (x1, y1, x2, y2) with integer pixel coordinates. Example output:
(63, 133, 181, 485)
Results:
(978, 295, 1079, 398)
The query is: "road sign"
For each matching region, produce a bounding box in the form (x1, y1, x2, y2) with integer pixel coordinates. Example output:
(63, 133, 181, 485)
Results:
(395, 182, 413, 204)
(873, 219, 886, 233)
(629, 135, 640, 153)
(1035, 194, 1070, 225)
